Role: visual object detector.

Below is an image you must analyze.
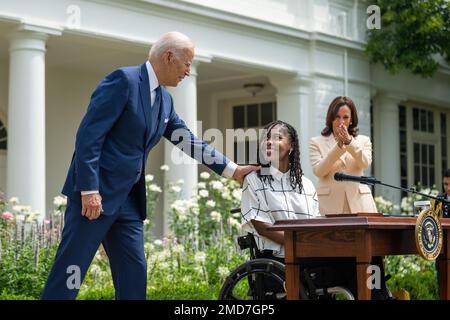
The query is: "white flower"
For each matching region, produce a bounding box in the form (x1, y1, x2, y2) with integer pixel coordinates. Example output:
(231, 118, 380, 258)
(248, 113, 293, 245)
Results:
(186, 199, 199, 209)
(200, 172, 210, 180)
(232, 189, 242, 201)
(53, 209, 62, 217)
(143, 219, 150, 225)
(13, 205, 32, 214)
(177, 211, 188, 221)
(171, 200, 187, 214)
(160, 165, 170, 171)
(172, 244, 184, 254)
(221, 190, 231, 200)
(153, 239, 163, 246)
(199, 190, 209, 198)
(159, 262, 170, 270)
(148, 184, 162, 193)
(53, 195, 67, 207)
(194, 251, 206, 264)
(191, 207, 200, 216)
(218, 266, 230, 278)
(210, 181, 224, 190)
(210, 211, 221, 222)
(90, 264, 102, 277)
(27, 211, 40, 222)
(228, 217, 241, 229)
(177, 179, 184, 185)
(197, 182, 206, 189)
(206, 200, 216, 208)
(9, 197, 19, 205)
(145, 174, 154, 182)
(171, 185, 182, 193)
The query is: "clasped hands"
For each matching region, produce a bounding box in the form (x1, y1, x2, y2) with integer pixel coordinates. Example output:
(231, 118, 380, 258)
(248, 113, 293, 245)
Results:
(335, 123, 352, 149)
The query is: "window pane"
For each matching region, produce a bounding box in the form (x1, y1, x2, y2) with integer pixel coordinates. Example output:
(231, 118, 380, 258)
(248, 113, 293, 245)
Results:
(430, 167, 435, 186)
(420, 109, 427, 132)
(441, 113, 447, 133)
(442, 137, 447, 157)
(399, 106, 406, 129)
(261, 103, 273, 126)
(428, 111, 434, 133)
(421, 144, 427, 164)
(234, 140, 246, 164)
(429, 145, 435, 165)
(414, 143, 420, 164)
(233, 106, 245, 129)
(400, 131, 406, 153)
(422, 165, 428, 185)
(401, 154, 407, 177)
(413, 108, 419, 130)
(414, 165, 420, 184)
(247, 104, 259, 127)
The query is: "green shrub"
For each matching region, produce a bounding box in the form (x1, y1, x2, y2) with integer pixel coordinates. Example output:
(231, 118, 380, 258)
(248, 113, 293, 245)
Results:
(384, 255, 439, 300)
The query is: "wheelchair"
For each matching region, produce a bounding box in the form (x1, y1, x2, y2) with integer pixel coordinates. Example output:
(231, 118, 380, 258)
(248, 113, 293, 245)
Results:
(218, 209, 356, 300)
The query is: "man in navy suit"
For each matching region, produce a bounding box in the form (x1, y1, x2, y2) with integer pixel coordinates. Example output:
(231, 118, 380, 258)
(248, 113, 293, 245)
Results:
(41, 32, 258, 300)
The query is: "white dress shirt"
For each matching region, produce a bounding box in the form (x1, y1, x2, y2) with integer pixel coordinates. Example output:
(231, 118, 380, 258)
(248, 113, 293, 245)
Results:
(241, 166, 320, 257)
(82, 61, 237, 195)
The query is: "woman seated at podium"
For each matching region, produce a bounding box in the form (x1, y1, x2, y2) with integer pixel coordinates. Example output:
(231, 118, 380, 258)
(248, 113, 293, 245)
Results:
(240, 120, 357, 298)
(309, 96, 377, 215)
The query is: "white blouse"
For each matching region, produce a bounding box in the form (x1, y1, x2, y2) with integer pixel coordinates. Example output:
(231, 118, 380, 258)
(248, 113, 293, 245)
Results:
(241, 166, 320, 257)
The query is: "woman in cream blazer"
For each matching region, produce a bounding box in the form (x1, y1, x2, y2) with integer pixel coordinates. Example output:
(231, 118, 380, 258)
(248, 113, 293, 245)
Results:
(309, 96, 377, 215)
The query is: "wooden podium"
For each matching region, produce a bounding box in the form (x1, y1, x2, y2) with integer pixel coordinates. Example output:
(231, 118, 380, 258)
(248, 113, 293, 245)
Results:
(268, 214, 450, 300)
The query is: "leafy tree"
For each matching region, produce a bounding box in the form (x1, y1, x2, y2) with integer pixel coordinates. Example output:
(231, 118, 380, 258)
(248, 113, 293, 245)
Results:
(366, 0, 450, 77)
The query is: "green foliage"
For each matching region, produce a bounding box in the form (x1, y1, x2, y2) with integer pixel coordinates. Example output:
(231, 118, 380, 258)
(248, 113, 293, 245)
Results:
(0, 171, 247, 300)
(0, 198, 63, 299)
(1, 172, 443, 300)
(366, 0, 450, 77)
(385, 255, 438, 300)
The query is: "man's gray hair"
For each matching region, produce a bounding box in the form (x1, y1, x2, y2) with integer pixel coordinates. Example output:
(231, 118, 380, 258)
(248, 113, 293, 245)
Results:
(149, 32, 194, 59)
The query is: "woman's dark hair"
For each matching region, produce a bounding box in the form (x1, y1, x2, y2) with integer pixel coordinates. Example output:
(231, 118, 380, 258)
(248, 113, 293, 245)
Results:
(257, 120, 303, 193)
(321, 96, 359, 137)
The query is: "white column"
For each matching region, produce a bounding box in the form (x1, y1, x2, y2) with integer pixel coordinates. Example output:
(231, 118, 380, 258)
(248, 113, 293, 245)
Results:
(269, 75, 314, 180)
(7, 24, 61, 219)
(163, 61, 199, 233)
(373, 92, 405, 207)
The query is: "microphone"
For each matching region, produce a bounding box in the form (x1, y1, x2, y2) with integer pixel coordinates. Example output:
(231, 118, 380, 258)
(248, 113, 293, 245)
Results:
(334, 172, 380, 185)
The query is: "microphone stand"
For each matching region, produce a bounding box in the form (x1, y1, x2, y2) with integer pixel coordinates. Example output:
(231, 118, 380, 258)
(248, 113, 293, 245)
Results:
(360, 177, 450, 205)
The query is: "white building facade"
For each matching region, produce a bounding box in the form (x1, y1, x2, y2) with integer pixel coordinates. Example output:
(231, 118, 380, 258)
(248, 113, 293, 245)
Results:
(0, 0, 449, 236)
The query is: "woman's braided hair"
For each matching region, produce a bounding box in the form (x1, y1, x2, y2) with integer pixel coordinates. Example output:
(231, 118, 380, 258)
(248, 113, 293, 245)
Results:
(257, 120, 303, 193)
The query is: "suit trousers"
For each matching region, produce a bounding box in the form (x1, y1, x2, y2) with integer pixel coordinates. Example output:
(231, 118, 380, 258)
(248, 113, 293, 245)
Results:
(41, 190, 146, 300)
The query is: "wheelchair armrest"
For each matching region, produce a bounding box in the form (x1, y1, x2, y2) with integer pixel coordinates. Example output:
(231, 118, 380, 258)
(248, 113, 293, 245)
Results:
(237, 233, 258, 251)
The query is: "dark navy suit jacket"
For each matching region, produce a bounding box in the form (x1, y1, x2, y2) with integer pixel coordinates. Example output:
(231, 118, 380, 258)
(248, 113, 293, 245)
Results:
(62, 63, 230, 220)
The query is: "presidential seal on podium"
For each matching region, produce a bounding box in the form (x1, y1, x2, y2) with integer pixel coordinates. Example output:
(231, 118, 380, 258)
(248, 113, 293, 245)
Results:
(415, 200, 443, 261)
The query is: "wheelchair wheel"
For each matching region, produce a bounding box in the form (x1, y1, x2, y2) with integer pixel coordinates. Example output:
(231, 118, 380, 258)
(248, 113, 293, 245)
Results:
(218, 258, 287, 300)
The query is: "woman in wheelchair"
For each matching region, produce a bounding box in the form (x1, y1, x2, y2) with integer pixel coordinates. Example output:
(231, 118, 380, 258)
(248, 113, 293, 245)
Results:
(220, 120, 389, 300)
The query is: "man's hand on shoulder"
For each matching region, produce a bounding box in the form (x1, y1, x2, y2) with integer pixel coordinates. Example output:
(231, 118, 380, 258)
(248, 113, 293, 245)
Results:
(232, 165, 260, 185)
(81, 193, 103, 221)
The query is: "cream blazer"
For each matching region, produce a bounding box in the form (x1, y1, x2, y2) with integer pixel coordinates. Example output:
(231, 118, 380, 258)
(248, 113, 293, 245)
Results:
(309, 134, 377, 215)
